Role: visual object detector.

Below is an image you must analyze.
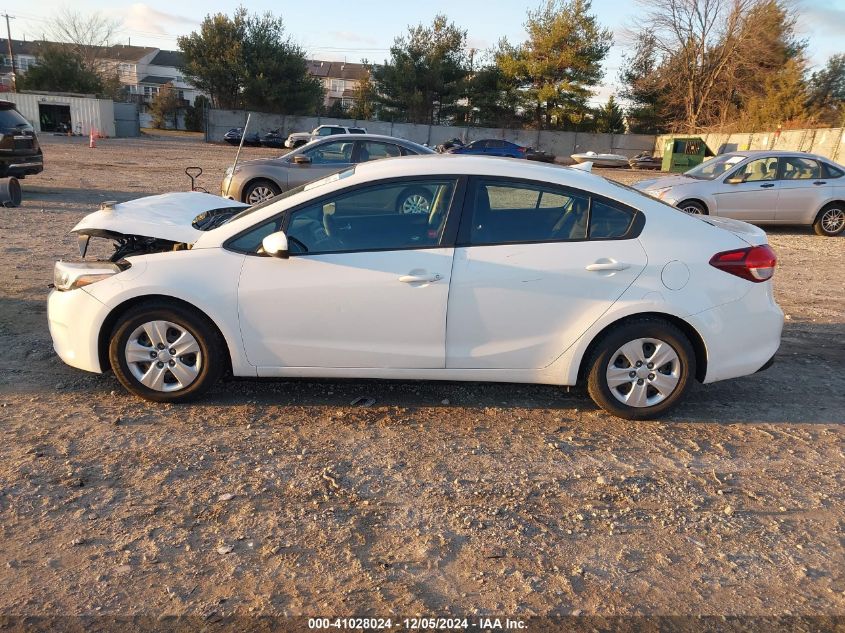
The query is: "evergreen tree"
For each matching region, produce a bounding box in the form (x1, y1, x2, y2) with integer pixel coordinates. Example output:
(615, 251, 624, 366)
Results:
(495, 0, 612, 129)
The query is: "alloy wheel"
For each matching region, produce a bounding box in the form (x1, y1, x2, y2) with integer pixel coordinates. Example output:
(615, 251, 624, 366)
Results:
(401, 194, 431, 214)
(681, 204, 704, 215)
(605, 337, 681, 408)
(124, 320, 202, 392)
(247, 186, 277, 204)
(821, 207, 844, 234)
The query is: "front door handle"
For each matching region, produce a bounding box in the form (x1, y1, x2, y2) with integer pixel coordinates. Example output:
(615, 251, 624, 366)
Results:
(813, 181, 827, 186)
(399, 273, 442, 283)
(585, 261, 630, 272)
(760, 183, 775, 188)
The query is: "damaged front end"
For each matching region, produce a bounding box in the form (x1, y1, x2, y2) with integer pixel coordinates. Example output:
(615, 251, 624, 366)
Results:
(71, 192, 249, 266)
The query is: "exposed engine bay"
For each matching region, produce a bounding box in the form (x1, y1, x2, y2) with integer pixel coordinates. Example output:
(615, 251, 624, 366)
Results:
(70, 192, 249, 266)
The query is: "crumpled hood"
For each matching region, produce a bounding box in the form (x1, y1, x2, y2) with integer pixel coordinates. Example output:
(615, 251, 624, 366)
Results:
(71, 192, 248, 244)
(634, 175, 698, 190)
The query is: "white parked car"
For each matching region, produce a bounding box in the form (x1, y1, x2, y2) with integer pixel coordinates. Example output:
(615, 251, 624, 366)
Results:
(634, 150, 845, 236)
(285, 124, 367, 149)
(49, 156, 783, 419)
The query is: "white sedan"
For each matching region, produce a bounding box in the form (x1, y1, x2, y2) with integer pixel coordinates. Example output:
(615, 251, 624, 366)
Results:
(48, 156, 783, 420)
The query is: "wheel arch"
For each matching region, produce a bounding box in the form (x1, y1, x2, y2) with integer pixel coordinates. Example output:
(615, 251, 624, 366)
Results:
(576, 311, 708, 385)
(241, 176, 283, 203)
(676, 198, 709, 214)
(97, 294, 234, 376)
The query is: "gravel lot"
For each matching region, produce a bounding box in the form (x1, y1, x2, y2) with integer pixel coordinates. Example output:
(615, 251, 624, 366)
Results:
(1, 135, 843, 623)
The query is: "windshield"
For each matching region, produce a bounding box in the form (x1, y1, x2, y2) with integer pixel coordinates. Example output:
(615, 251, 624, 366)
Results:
(685, 154, 746, 180)
(226, 167, 357, 223)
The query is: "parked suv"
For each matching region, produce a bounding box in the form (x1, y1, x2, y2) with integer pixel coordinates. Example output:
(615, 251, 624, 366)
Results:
(285, 124, 367, 149)
(0, 100, 43, 178)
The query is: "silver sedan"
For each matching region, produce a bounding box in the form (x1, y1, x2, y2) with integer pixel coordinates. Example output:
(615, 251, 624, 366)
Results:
(634, 150, 845, 236)
(221, 134, 435, 204)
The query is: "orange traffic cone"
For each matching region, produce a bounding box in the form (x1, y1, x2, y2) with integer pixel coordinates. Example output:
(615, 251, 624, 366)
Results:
(89, 130, 96, 148)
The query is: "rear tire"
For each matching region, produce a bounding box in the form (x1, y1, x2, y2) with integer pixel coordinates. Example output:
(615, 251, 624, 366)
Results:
(109, 302, 224, 403)
(586, 318, 695, 420)
(813, 203, 845, 237)
(677, 200, 708, 215)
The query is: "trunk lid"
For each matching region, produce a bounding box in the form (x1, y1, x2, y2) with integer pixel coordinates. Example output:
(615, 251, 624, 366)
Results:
(697, 215, 769, 246)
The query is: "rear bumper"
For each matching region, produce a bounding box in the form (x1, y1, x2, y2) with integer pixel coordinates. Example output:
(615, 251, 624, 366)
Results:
(1, 154, 43, 176)
(686, 283, 783, 384)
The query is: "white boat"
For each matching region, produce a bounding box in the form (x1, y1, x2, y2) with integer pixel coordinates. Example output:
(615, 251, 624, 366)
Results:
(570, 151, 630, 168)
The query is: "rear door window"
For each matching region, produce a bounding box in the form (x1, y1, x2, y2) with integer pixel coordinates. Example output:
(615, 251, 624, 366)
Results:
(460, 179, 590, 245)
(778, 157, 821, 180)
(358, 141, 403, 162)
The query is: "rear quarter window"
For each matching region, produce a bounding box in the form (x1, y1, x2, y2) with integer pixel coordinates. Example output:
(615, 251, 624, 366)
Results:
(822, 162, 844, 179)
(589, 199, 636, 239)
(0, 107, 32, 129)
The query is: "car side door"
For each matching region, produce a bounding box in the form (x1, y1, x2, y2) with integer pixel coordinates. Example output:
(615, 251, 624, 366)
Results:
(445, 177, 648, 369)
(233, 177, 462, 371)
(712, 157, 779, 222)
(775, 156, 828, 224)
(286, 139, 355, 188)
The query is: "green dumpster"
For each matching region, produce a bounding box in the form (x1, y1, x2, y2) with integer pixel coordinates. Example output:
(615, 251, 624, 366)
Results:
(661, 137, 714, 173)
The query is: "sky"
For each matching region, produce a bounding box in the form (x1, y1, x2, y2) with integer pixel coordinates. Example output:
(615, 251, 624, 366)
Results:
(5, 0, 845, 106)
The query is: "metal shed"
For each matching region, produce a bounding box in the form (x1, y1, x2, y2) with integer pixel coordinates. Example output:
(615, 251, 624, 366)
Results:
(4, 91, 116, 137)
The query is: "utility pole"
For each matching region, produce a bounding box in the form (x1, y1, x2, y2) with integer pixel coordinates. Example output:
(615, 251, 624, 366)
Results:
(2, 12, 15, 92)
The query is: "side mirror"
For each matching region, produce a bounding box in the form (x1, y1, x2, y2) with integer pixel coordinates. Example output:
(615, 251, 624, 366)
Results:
(725, 176, 744, 184)
(293, 155, 311, 165)
(262, 231, 289, 259)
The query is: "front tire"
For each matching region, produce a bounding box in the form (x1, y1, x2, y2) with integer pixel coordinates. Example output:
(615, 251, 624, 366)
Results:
(109, 302, 224, 403)
(243, 179, 281, 205)
(586, 318, 694, 420)
(677, 200, 708, 215)
(397, 186, 433, 214)
(813, 204, 845, 237)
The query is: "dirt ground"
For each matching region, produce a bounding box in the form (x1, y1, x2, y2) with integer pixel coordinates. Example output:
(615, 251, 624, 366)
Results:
(0, 134, 843, 625)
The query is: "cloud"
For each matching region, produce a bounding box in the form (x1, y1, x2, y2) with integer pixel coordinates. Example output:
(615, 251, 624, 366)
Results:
(797, 5, 845, 37)
(107, 3, 200, 36)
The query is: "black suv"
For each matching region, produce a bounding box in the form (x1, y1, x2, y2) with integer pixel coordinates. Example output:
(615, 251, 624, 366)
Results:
(0, 100, 43, 178)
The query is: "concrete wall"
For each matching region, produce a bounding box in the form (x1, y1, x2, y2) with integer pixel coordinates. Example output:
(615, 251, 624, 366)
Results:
(207, 109, 656, 160)
(656, 128, 845, 164)
(7, 92, 116, 137)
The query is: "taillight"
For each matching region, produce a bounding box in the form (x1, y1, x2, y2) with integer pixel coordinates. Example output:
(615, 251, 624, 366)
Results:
(518, 146, 527, 153)
(709, 245, 777, 282)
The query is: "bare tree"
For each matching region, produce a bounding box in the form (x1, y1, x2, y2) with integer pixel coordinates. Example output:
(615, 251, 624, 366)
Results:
(49, 8, 122, 75)
(636, 0, 803, 132)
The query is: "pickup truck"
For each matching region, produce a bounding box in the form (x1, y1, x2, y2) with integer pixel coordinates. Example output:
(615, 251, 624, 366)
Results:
(284, 124, 367, 149)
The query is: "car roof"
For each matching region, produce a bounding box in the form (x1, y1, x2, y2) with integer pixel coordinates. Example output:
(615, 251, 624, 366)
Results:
(348, 154, 593, 185)
(306, 133, 434, 152)
(719, 149, 834, 162)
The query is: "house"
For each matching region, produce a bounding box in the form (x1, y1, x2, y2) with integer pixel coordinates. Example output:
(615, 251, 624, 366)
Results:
(2, 37, 370, 118)
(1, 39, 204, 128)
(306, 60, 368, 110)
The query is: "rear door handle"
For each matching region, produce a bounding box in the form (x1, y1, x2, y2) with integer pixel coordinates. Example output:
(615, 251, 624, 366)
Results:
(399, 273, 442, 283)
(813, 181, 827, 186)
(760, 183, 775, 188)
(585, 261, 630, 272)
